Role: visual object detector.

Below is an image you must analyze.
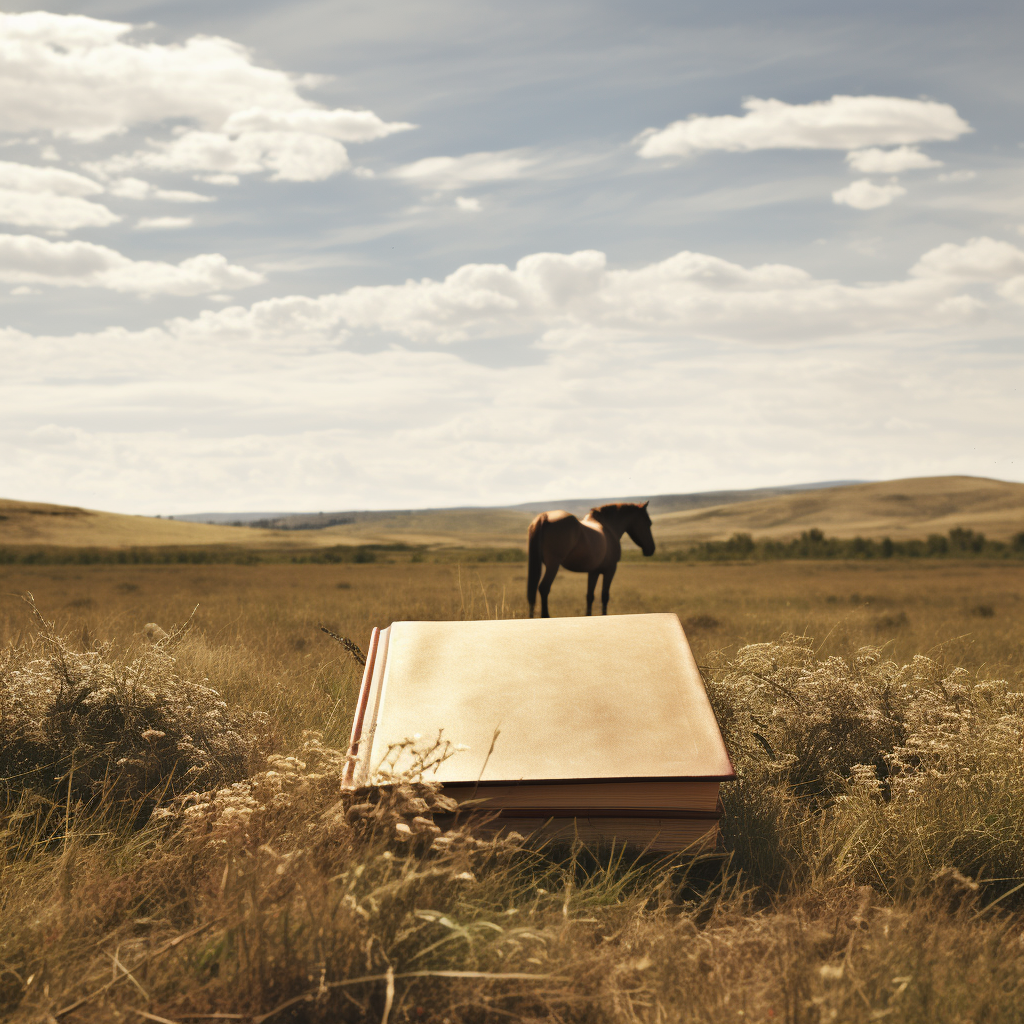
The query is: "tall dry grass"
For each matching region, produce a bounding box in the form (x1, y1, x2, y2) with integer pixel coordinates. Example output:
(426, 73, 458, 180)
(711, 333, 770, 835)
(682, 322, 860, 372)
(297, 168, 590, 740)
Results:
(2, 561, 1024, 1021)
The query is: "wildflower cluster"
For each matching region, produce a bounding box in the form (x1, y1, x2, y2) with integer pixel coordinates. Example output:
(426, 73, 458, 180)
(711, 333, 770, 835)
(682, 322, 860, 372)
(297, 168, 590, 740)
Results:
(0, 609, 271, 837)
(706, 636, 1024, 897)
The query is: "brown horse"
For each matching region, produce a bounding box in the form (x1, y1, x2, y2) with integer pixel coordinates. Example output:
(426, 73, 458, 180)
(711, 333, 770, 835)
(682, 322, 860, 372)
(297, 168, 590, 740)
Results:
(527, 502, 655, 618)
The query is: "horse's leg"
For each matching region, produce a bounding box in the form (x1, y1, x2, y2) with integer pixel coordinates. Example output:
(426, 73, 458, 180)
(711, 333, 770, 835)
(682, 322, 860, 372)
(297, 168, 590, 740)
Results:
(538, 562, 560, 618)
(600, 563, 617, 615)
(586, 571, 599, 615)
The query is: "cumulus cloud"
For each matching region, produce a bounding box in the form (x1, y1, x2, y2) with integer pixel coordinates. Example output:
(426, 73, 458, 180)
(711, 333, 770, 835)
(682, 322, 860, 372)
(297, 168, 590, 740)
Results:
(846, 146, 942, 173)
(4, 238, 1022, 512)
(910, 236, 1024, 281)
(0, 189, 120, 231)
(0, 233, 262, 295)
(0, 160, 103, 196)
(0, 11, 414, 183)
(389, 150, 535, 190)
(136, 216, 193, 230)
(455, 196, 482, 212)
(832, 178, 906, 210)
(0, 159, 119, 230)
(125, 238, 1019, 353)
(637, 95, 971, 159)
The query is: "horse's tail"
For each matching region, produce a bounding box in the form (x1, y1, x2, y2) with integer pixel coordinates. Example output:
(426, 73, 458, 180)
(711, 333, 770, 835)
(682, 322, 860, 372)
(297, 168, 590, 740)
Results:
(527, 514, 545, 617)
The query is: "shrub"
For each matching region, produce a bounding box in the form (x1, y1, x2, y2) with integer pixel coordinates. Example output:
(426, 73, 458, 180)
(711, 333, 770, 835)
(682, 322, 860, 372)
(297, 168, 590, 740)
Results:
(705, 636, 1024, 901)
(0, 601, 272, 843)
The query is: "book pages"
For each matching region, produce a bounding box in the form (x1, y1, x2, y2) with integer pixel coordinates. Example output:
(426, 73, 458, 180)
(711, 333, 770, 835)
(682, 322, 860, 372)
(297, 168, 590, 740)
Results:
(361, 613, 734, 785)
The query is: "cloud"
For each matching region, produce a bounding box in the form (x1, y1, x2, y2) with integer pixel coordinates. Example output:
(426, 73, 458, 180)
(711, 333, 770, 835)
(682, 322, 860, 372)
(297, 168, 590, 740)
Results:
(0, 160, 119, 230)
(637, 95, 971, 159)
(845, 146, 942, 173)
(0, 160, 103, 196)
(2, 312, 1020, 515)
(3, 239, 1022, 512)
(0, 233, 262, 295)
(910, 236, 1024, 281)
(107, 177, 213, 202)
(0, 11, 414, 183)
(0, 12, 414, 142)
(938, 170, 976, 183)
(389, 150, 535, 190)
(455, 196, 482, 212)
(97, 129, 353, 183)
(125, 238, 1020, 353)
(832, 178, 906, 210)
(136, 216, 193, 230)
(221, 107, 413, 143)
(0, 188, 121, 231)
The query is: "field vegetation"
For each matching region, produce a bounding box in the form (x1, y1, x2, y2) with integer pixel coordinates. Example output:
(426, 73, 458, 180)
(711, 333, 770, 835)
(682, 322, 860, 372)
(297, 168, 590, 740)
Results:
(5, 476, 1024, 552)
(2, 558, 1024, 1021)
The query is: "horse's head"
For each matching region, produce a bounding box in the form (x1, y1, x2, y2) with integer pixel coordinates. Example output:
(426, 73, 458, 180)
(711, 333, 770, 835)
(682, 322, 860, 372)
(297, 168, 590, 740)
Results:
(626, 501, 656, 557)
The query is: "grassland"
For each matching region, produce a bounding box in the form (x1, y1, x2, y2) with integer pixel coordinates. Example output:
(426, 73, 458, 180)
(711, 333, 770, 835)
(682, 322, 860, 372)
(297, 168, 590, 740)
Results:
(654, 475, 1024, 544)
(3, 558, 1024, 1021)
(6, 474, 1024, 551)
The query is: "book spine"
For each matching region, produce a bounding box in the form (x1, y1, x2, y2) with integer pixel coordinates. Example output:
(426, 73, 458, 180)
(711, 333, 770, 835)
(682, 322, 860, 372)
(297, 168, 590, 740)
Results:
(342, 626, 381, 788)
(444, 807, 724, 821)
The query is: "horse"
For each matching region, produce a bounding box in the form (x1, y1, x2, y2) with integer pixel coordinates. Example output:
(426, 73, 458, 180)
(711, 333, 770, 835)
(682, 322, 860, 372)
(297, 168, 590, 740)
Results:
(527, 501, 655, 618)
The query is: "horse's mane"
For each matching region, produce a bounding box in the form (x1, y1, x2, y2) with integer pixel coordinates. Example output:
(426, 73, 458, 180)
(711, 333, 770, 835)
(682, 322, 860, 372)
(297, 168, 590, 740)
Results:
(589, 501, 649, 522)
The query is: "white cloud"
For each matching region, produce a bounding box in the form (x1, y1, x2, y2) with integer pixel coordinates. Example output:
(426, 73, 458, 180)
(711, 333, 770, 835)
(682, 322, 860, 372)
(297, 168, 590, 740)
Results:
(455, 196, 482, 212)
(846, 146, 942, 173)
(832, 178, 906, 210)
(10, 285, 39, 295)
(0, 11, 414, 183)
(0, 160, 121, 229)
(910, 236, 1024, 281)
(0, 233, 262, 295)
(97, 129, 353, 183)
(136, 216, 193, 230)
(0, 12, 414, 143)
(136, 239, 1021, 351)
(938, 169, 976, 183)
(0, 188, 121, 231)
(389, 150, 535, 190)
(0, 160, 103, 196)
(1, 315, 1020, 515)
(999, 276, 1024, 306)
(3, 239, 1022, 513)
(637, 95, 971, 159)
(195, 173, 240, 187)
(107, 177, 213, 202)
(222, 107, 414, 143)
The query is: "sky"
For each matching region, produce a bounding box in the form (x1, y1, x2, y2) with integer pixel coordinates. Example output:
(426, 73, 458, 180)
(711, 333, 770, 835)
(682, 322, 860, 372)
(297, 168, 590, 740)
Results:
(1, 0, 1022, 514)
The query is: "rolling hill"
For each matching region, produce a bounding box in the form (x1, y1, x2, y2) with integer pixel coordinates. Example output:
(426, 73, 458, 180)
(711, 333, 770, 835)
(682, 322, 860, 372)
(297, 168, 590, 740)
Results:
(651, 476, 1024, 544)
(0, 499, 304, 549)
(2, 476, 1022, 550)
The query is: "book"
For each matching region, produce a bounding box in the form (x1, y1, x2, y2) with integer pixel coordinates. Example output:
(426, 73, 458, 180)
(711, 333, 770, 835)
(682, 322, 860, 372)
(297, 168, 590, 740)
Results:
(345, 613, 734, 852)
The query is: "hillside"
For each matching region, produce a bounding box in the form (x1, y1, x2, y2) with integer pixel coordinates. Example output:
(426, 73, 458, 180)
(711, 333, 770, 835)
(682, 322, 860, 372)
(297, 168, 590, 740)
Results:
(3, 476, 1022, 550)
(0, 499, 305, 549)
(652, 476, 1024, 544)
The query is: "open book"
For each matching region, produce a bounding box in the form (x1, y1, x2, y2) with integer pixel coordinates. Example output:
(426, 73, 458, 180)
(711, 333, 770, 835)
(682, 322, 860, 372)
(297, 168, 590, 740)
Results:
(345, 613, 734, 852)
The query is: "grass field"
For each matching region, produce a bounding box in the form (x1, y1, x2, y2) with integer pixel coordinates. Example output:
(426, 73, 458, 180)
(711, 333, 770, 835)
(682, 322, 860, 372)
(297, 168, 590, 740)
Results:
(3, 558, 1024, 1021)
(6, 474, 1024, 551)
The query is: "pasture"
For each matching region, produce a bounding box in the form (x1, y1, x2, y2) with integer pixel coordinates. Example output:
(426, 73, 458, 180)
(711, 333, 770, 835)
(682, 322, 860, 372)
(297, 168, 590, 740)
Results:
(3, 557, 1024, 1021)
